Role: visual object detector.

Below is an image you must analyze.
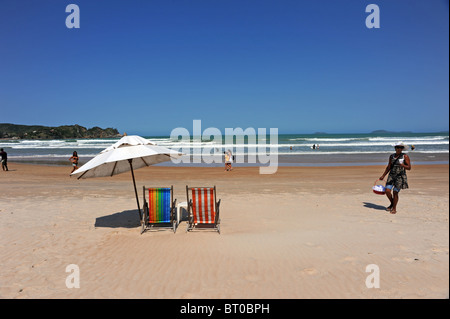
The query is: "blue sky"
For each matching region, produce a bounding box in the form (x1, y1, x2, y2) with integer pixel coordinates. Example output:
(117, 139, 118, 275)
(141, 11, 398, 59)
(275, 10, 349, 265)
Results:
(0, 0, 448, 136)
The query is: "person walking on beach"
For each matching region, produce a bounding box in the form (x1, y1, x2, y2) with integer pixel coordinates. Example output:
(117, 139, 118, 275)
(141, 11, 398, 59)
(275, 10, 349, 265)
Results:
(227, 150, 233, 171)
(224, 151, 231, 171)
(69, 151, 79, 174)
(379, 142, 411, 214)
(0, 148, 8, 171)
(224, 152, 229, 171)
(224, 150, 233, 171)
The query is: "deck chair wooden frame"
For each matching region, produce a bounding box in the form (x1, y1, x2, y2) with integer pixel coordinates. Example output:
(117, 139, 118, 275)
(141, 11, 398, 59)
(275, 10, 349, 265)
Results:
(186, 185, 221, 234)
(141, 186, 177, 234)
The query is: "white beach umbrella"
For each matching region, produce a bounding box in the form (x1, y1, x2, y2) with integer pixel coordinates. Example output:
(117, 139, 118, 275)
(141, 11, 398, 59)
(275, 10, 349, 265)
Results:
(71, 135, 182, 220)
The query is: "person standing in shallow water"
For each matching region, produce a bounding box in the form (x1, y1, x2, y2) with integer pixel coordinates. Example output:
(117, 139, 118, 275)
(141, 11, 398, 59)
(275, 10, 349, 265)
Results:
(379, 142, 411, 214)
(69, 151, 79, 174)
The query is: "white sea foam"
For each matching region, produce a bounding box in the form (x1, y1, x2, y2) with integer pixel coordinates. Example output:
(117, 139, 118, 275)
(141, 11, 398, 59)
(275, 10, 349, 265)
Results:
(2, 133, 448, 164)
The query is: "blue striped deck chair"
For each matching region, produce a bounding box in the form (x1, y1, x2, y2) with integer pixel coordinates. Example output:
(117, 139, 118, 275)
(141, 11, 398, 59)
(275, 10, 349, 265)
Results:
(141, 186, 177, 234)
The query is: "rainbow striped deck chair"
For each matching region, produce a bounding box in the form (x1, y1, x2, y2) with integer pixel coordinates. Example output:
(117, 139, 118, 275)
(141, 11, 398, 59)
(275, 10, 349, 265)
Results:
(186, 186, 221, 234)
(141, 186, 177, 234)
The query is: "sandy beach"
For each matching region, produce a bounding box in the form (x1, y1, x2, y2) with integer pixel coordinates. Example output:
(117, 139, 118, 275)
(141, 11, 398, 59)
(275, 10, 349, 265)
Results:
(0, 163, 448, 299)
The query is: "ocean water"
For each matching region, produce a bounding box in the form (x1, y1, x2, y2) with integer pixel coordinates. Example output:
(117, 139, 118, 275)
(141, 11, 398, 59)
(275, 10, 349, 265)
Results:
(1, 132, 448, 166)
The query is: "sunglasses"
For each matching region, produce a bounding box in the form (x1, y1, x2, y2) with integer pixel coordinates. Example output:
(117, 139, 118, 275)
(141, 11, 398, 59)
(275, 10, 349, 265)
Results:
(395, 146, 404, 149)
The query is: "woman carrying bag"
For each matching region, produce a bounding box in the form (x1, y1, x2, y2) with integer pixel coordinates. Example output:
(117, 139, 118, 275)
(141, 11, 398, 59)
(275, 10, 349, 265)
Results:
(379, 142, 411, 214)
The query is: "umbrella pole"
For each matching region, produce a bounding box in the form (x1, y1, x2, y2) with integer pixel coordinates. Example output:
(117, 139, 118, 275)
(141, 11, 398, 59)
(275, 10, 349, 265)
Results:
(128, 159, 142, 221)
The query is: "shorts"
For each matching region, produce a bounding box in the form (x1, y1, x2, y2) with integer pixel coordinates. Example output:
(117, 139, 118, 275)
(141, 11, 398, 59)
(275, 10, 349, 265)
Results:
(385, 184, 401, 193)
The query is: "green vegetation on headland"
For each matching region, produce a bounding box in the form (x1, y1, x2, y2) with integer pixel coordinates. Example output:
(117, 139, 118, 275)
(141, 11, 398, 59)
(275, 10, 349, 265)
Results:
(0, 123, 121, 140)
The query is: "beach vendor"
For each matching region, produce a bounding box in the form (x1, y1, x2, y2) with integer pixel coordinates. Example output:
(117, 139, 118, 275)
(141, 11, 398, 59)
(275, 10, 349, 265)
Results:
(69, 151, 79, 174)
(379, 142, 411, 214)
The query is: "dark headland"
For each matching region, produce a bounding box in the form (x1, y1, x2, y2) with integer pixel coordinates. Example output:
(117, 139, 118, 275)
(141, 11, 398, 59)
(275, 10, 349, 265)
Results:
(0, 123, 121, 140)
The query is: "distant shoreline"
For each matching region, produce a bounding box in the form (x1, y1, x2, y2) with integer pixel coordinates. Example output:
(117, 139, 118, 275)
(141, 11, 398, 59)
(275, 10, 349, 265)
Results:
(8, 153, 449, 168)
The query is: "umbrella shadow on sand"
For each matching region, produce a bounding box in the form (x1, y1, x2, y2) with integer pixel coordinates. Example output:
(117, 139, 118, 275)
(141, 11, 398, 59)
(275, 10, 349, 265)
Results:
(95, 209, 141, 228)
(363, 202, 387, 211)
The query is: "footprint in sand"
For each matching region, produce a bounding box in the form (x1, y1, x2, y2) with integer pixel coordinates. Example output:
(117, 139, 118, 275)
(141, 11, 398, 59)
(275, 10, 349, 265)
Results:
(245, 275, 260, 282)
(341, 256, 357, 263)
(300, 268, 319, 276)
(31, 259, 48, 269)
(431, 247, 449, 254)
(305, 242, 322, 249)
(392, 256, 419, 263)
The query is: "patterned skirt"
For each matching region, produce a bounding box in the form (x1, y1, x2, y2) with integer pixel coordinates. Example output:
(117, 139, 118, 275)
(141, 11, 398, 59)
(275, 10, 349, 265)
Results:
(386, 166, 409, 190)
